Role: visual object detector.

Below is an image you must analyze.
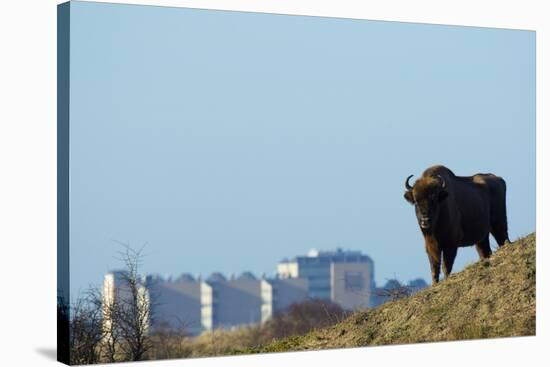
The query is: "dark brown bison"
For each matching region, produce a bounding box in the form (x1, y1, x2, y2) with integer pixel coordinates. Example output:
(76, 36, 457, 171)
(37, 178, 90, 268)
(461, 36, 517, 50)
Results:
(404, 165, 509, 284)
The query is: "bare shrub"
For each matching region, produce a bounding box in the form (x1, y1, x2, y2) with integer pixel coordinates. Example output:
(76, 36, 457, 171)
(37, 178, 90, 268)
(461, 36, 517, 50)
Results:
(68, 292, 104, 365)
(262, 299, 349, 340)
(66, 242, 156, 364)
(105, 244, 154, 362)
(148, 321, 191, 360)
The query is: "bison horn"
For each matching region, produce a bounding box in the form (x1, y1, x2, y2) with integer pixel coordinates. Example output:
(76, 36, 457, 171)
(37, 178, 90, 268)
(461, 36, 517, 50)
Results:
(405, 175, 414, 191)
(437, 174, 447, 189)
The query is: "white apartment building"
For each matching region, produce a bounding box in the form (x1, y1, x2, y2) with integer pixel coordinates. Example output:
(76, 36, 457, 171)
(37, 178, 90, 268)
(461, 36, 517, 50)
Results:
(104, 270, 308, 335)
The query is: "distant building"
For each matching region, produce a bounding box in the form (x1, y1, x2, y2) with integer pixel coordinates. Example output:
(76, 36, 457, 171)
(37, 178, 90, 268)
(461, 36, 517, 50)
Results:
(260, 277, 308, 323)
(200, 272, 263, 331)
(277, 248, 375, 309)
(103, 268, 309, 335)
(102, 271, 150, 338)
(331, 262, 372, 310)
(200, 272, 308, 332)
(276, 260, 299, 278)
(145, 273, 202, 336)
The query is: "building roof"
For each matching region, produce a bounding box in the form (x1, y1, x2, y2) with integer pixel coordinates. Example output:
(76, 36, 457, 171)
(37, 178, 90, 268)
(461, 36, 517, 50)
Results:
(237, 271, 256, 280)
(206, 272, 227, 282)
(280, 248, 373, 264)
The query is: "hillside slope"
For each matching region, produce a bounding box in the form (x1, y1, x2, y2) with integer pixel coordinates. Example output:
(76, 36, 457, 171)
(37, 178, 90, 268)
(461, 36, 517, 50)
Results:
(244, 234, 536, 353)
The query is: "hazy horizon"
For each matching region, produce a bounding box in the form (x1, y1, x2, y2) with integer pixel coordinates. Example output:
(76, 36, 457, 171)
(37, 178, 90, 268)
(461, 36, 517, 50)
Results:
(68, 2, 535, 298)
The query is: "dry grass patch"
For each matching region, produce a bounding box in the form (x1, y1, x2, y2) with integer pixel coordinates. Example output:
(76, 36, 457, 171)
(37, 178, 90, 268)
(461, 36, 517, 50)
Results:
(244, 233, 535, 354)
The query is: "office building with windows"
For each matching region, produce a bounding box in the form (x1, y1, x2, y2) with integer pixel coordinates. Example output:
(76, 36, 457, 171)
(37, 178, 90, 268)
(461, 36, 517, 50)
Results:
(277, 248, 375, 309)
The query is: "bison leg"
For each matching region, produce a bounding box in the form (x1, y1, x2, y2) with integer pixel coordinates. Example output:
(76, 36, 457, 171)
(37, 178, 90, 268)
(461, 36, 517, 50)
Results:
(491, 224, 510, 247)
(427, 251, 441, 284)
(489, 178, 510, 247)
(475, 236, 492, 259)
(425, 237, 441, 284)
(442, 247, 458, 279)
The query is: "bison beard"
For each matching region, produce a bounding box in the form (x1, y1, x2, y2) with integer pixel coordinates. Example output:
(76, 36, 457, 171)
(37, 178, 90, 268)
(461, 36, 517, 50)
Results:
(404, 165, 510, 284)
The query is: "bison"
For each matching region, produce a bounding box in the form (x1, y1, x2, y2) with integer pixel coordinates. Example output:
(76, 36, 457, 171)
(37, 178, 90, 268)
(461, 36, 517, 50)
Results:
(403, 165, 509, 284)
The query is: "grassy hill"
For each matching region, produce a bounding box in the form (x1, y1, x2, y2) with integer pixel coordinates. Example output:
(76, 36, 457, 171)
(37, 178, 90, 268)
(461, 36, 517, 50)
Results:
(239, 233, 536, 354)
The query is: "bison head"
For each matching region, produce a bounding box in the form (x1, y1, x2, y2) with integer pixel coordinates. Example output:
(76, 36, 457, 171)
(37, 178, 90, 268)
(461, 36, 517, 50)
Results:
(404, 174, 448, 233)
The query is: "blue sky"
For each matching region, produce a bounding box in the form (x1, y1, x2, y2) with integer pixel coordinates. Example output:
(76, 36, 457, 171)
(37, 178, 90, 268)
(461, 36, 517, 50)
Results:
(68, 1, 535, 297)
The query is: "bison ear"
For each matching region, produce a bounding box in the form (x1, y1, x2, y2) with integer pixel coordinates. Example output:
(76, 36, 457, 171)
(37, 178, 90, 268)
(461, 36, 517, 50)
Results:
(404, 191, 415, 205)
(438, 190, 448, 202)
